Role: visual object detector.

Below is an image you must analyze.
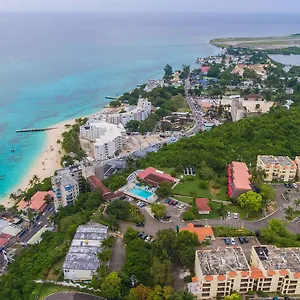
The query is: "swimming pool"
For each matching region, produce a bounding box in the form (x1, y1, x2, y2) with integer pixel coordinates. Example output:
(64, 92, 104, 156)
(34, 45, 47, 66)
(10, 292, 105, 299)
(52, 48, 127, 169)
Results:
(129, 187, 154, 200)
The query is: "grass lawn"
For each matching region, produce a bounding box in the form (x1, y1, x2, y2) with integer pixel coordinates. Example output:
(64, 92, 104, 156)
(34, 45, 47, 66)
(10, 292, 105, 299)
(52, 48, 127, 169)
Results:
(227, 205, 262, 221)
(173, 177, 212, 198)
(37, 284, 78, 300)
(46, 257, 65, 280)
(173, 195, 194, 205)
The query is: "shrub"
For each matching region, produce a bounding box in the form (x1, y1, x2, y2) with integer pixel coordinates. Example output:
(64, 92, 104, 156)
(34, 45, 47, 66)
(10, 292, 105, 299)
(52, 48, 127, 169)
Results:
(213, 226, 254, 237)
(199, 180, 209, 189)
(183, 210, 195, 221)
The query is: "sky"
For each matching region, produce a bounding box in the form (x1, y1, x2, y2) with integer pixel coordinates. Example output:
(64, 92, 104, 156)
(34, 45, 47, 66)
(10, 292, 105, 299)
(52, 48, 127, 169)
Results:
(0, 0, 299, 13)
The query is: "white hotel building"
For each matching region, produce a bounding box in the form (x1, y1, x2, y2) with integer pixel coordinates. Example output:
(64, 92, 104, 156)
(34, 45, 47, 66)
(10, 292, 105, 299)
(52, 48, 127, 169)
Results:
(80, 121, 126, 161)
(91, 98, 152, 126)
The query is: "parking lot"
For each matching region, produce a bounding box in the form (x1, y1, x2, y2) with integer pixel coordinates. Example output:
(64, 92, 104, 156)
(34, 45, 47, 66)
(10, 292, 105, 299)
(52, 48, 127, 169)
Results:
(159, 198, 187, 219)
(204, 237, 260, 260)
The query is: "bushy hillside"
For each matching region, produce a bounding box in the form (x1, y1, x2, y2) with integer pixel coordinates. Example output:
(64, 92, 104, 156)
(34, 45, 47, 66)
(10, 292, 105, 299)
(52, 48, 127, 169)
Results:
(140, 106, 300, 173)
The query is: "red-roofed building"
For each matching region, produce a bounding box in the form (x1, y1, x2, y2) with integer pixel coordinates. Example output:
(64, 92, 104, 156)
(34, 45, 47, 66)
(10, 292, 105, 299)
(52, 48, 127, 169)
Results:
(87, 175, 112, 200)
(0, 237, 9, 249)
(201, 66, 211, 75)
(180, 223, 215, 242)
(195, 198, 211, 214)
(228, 162, 252, 199)
(137, 167, 179, 187)
(17, 191, 53, 213)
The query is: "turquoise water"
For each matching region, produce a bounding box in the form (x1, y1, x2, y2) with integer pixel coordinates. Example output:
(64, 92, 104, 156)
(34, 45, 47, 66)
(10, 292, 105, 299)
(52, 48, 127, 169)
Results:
(129, 187, 154, 200)
(0, 12, 300, 200)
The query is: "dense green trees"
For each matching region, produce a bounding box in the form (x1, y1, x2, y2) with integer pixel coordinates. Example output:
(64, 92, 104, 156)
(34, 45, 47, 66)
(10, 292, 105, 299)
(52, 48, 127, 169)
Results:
(164, 64, 173, 83)
(101, 271, 122, 299)
(238, 191, 262, 217)
(156, 182, 173, 198)
(151, 203, 167, 219)
(140, 105, 300, 175)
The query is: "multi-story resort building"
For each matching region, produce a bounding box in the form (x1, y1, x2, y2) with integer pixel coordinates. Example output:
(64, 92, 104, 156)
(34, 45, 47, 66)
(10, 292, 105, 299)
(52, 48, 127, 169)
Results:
(63, 224, 108, 281)
(51, 165, 82, 208)
(90, 98, 152, 126)
(192, 247, 252, 299)
(80, 121, 126, 161)
(227, 161, 252, 199)
(256, 155, 297, 182)
(190, 246, 300, 299)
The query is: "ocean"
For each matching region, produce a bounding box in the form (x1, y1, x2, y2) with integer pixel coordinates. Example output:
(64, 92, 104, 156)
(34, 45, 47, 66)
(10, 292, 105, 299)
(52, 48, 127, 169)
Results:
(0, 11, 300, 199)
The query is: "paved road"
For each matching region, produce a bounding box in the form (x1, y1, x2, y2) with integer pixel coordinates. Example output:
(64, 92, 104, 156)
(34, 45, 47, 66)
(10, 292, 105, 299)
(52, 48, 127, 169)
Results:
(45, 292, 103, 300)
(19, 204, 55, 243)
(109, 235, 125, 272)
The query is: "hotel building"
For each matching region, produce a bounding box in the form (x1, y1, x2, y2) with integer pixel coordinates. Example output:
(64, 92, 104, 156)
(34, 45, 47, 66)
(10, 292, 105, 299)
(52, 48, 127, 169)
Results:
(51, 165, 82, 208)
(190, 246, 300, 299)
(256, 155, 297, 182)
(80, 121, 126, 161)
(91, 98, 152, 126)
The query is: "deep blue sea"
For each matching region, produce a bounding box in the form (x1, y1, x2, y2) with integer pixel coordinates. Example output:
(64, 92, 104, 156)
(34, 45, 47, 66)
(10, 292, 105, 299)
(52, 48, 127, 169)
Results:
(0, 12, 300, 199)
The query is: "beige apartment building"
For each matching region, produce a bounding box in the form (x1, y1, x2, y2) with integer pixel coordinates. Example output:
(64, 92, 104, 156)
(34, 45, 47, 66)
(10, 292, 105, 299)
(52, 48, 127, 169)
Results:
(256, 155, 297, 182)
(190, 246, 300, 299)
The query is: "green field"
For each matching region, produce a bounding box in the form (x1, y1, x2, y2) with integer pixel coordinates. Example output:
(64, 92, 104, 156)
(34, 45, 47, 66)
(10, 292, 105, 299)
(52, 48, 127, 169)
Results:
(173, 178, 213, 198)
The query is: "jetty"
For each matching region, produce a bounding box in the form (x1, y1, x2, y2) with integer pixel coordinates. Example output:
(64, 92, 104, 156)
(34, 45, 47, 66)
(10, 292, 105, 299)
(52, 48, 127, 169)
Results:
(105, 96, 118, 100)
(16, 127, 57, 133)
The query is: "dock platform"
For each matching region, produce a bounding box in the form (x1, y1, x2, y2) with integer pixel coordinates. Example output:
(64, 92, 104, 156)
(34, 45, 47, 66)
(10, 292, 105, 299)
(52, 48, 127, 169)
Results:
(16, 127, 57, 133)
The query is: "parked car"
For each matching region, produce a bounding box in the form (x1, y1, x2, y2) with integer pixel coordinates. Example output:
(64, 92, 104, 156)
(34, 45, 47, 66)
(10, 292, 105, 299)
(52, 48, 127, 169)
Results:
(227, 212, 231, 218)
(137, 201, 142, 206)
(231, 238, 235, 245)
(289, 183, 294, 188)
(141, 233, 148, 240)
(172, 201, 178, 206)
(177, 203, 185, 209)
(145, 236, 151, 243)
(168, 200, 173, 205)
(37, 221, 42, 227)
(165, 199, 170, 204)
(233, 213, 239, 219)
(284, 183, 289, 188)
(238, 236, 244, 244)
(292, 183, 297, 188)
(137, 232, 144, 238)
(163, 215, 171, 220)
(243, 237, 249, 243)
(224, 238, 230, 245)
(136, 222, 145, 227)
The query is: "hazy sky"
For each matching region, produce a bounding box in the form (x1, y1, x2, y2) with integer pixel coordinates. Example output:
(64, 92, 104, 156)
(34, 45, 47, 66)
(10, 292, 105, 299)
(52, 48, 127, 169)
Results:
(0, 0, 299, 13)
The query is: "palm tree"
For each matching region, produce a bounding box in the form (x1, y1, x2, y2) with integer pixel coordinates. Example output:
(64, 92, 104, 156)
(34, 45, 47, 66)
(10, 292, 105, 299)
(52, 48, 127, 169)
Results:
(294, 199, 300, 209)
(129, 206, 138, 218)
(32, 175, 40, 185)
(28, 178, 35, 187)
(217, 203, 228, 220)
(284, 206, 294, 219)
(9, 193, 17, 202)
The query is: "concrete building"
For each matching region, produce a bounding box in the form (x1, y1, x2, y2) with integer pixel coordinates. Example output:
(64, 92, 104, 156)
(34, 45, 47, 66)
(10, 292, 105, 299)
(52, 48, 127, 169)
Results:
(256, 155, 297, 182)
(90, 98, 152, 126)
(227, 162, 252, 199)
(63, 224, 108, 281)
(80, 121, 126, 161)
(51, 165, 82, 208)
(144, 79, 164, 92)
(250, 245, 300, 295)
(193, 247, 252, 299)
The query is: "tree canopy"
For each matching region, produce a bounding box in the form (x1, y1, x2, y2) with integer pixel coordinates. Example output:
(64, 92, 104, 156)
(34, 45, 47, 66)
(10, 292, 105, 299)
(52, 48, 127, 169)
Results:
(238, 191, 262, 216)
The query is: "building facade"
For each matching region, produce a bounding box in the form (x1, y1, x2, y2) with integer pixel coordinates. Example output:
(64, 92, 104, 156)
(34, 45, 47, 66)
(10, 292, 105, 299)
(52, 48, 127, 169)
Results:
(80, 121, 126, 161)
(90, 98, 152, 126)
(63, 224, 108, 281)
(256, 155, 297, 182)
(191, 245, 300, 299)
(51, 165, 82, 208)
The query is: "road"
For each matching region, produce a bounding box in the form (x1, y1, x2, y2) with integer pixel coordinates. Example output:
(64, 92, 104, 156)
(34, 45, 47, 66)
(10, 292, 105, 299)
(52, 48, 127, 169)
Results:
(19, 203, 55, 243)
(184, 77, 204, 134)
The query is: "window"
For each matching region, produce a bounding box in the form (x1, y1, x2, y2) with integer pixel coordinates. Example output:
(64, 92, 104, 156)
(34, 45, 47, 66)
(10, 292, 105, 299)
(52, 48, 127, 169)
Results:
(202, 293, 210, 297)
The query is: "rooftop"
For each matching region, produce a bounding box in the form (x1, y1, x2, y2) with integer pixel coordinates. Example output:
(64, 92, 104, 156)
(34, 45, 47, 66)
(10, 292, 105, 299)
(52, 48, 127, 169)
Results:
(63, 224, 108, 271)
(87, 175, 111, 196)
(195, 198, 211, 212)
(137, 167, 178, 184)
(258, 155, 296, 167)
(180, 223, 214, 242)
(231, 161, 252, 190)
(254, 246, 300, 273)
(197, 247, 249, 275)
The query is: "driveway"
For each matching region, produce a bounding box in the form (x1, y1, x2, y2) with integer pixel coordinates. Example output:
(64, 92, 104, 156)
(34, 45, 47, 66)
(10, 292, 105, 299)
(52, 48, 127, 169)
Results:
(109, 235, 125, 272)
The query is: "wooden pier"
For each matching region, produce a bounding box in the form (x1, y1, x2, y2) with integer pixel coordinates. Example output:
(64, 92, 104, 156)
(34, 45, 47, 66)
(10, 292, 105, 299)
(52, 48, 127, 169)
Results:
(105, 96, 118, 100)
(16, 127, 57, 133)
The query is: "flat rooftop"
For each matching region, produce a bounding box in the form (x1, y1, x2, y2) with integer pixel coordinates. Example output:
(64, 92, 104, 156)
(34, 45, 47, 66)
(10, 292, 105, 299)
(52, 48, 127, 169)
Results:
(197, 247, 249, 275)
(258, 155, 295, 166)
(63, 224, 108, 271)
(254, 246, 300, 272)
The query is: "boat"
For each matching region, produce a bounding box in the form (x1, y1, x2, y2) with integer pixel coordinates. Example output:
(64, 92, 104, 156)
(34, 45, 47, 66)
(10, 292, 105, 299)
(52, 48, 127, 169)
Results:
(10, 149, 15, 153)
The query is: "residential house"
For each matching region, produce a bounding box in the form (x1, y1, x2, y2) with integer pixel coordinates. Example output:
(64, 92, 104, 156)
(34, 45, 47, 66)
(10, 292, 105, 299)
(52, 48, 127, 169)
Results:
(195, 198, 211, 215)
(180, 223, 215, 242)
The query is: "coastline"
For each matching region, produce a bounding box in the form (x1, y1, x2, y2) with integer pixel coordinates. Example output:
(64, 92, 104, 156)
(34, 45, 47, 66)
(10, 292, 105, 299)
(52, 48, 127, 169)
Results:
(1, 118, 76, 208)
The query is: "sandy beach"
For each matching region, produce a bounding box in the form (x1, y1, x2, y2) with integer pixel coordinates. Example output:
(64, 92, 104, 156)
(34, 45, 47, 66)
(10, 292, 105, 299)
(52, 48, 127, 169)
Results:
(1, 118, 75, 207)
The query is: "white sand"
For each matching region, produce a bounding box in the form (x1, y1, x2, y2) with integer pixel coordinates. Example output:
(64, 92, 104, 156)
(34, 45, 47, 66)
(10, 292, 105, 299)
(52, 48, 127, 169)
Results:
(1, 118, 75, 207)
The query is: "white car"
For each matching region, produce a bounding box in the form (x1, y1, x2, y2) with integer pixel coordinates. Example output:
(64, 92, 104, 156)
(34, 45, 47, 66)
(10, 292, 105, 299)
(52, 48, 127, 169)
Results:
(145, 236, 151, 243)
(292, 183, 297, 188)
(233, 213, 239, 219)
(227, 212, 231, 219)
(231, 238, 235, 245)
(137, 201, 141, 206)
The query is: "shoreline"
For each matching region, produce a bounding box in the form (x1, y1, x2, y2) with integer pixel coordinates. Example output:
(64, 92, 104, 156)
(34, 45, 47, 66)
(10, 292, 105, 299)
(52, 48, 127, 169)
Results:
(1, 118, 76, 208)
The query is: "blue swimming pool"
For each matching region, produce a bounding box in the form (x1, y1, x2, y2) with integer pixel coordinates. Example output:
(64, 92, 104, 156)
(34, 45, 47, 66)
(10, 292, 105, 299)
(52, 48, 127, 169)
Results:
(129, 187, 154, 200)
